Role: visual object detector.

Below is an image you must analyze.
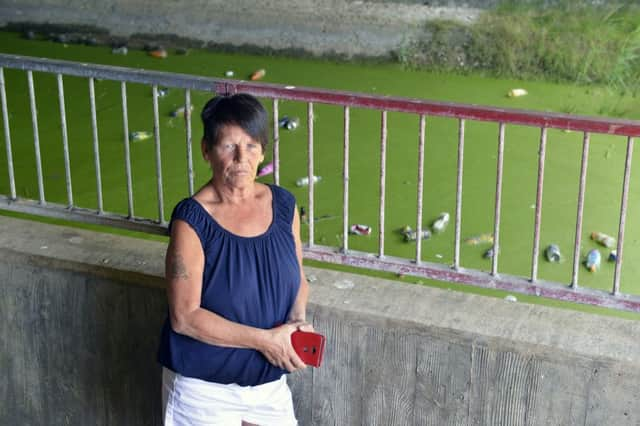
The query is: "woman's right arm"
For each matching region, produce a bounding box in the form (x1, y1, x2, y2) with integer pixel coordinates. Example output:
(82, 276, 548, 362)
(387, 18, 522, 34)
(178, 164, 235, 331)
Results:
(166, 219, 306, 371)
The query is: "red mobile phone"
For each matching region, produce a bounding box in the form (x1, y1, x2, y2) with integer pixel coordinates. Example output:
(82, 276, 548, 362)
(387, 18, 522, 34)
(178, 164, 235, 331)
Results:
(291, 330, 326, 368)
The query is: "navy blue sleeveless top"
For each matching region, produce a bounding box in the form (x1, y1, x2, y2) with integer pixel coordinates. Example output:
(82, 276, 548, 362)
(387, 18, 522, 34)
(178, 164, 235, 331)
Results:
(157, 184, 301, 386)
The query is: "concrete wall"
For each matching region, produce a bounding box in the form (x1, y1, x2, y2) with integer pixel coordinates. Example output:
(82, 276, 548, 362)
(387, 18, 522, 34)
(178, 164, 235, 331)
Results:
(1, 215, 640, 425)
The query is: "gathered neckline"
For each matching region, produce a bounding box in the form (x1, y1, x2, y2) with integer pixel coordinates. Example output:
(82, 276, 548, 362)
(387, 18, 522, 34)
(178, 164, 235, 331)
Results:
(190, 184, 276, 240)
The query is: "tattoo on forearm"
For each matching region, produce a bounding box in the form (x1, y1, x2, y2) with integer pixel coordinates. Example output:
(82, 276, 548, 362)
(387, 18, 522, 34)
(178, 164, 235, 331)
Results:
(169, 253, 190, 280)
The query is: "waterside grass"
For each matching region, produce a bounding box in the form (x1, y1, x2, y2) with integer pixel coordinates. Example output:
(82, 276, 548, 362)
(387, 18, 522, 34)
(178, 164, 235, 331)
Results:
(397, 2, 640, 100)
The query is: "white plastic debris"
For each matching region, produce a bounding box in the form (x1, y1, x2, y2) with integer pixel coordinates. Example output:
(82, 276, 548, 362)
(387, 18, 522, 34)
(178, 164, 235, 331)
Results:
(504, 294, 518, 302)
(508, 88, 528, 97)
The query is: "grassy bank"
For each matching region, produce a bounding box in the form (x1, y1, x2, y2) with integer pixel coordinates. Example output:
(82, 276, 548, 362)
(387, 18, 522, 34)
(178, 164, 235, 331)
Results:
(397, 2, 640, 98)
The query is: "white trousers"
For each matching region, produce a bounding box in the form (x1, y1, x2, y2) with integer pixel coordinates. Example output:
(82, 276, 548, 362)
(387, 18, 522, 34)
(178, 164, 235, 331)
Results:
(162, 368, 298, 426)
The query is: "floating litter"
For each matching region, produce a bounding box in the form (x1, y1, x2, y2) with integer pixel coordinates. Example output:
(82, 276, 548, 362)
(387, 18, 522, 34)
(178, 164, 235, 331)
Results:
(545, 244, 561, 262)
(508, 88, 527, 97)
(585, 249, 601, 272)
(350, 224, 372, 236)
(250, 68, 266, 80)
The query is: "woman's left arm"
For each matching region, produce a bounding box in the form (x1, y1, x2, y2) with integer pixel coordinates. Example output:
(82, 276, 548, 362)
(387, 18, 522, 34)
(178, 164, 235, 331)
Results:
(288, 204, 309, 324)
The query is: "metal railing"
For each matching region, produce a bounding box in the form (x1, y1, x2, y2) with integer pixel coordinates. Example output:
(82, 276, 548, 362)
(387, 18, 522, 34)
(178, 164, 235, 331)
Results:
(1, 53, 640, 312)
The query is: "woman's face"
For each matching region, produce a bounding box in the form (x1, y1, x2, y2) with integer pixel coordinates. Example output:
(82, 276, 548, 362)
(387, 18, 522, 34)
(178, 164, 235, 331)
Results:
(203, 124, 265, 188)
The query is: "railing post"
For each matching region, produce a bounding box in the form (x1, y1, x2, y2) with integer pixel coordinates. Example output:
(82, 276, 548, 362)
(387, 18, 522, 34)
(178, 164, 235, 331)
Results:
(453, 119, 465, 270)
(342, 106, 350, 253)
(120, 81, 135, 218)
(272, 99, 280, 186)
(571, 132, 590, 289)
(378, 110, 387, 258)
(612, 137, 634, 295)
(307, 102, 314, 246)
(0, 67, 16, 200)
(152, 84, 165, 223)
(530, 127, 547, 282)
(491, 123, 506, 276)
(415, 114, 426, 264)
(88, 77, 103, 213)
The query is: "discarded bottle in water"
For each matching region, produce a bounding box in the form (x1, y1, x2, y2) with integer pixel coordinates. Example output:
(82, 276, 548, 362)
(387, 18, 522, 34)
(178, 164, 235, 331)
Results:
(483, 247, 497, 259)
(431, 212, 450, 233)
(608, 250, 617, 262)
(111, 46, 128, 55)
(591, 231, 616, 248)
(278, 116, 300, 130)
(129, 131, 152, 142)
(296, 175, 322, 187)
(545, 244, 561, 262)
(402, 227, 432, 242)
(508, 88, 528, 97)
(585, 249, 601, 272)
(257, 162, 274, 177)
(350, 224, 372, 235)
(170, 105, 194, 118)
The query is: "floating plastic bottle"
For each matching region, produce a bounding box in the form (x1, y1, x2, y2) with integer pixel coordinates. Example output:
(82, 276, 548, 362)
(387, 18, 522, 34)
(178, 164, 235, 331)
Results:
(149, 48, 167, 59)
(350, 224, 372, 236)
(250, 68, 266, 81)
(111, 46, 128, 55)
(296, 175, 322, 187)
(402, 227, 432, 242)
(508, 88, 528, 97)
(278, 116, 300, 130)
(608, 250, 617, 262)
(170, 105, 194, 118)
(129, 131, 152, 142)
(585, 249, 601, 272)
(431, 212, 450, 233)
(483, 247, 497, 259)
(545, 244, 561, 262)
(464, 233, 493, 245)
(591, 231, 616, 248)
(257, 162, 274, 177)
(225, 70, 234, 77)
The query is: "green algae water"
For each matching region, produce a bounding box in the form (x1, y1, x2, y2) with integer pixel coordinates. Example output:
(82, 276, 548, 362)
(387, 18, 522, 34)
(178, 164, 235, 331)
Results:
(1, 31, 639, 319)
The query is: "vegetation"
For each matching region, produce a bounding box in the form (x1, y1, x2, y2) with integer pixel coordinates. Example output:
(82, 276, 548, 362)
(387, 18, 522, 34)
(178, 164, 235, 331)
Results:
(396, 2, 640, 95)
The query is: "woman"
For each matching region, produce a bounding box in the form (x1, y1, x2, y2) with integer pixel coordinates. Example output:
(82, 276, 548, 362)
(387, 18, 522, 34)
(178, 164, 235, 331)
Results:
(157, 93, 311, 425)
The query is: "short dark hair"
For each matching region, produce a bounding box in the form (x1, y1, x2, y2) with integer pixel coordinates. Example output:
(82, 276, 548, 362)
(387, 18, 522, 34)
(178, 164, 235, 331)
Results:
(201, 93, 269, 152)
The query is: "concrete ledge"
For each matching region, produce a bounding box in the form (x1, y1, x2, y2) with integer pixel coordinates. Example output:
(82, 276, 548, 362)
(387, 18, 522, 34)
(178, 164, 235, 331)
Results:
(1, 216, 639, 424)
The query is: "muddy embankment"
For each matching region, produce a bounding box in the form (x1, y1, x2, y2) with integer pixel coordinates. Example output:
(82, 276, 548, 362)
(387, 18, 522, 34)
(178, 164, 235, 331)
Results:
(0, 0, 487, 58)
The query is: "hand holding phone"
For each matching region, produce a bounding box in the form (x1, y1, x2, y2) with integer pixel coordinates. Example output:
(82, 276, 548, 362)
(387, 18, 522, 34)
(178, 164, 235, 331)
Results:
(291, 330, 325, 368)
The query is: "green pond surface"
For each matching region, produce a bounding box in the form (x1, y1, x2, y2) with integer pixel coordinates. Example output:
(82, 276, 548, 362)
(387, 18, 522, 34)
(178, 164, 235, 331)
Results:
(1, 30, 640, 320)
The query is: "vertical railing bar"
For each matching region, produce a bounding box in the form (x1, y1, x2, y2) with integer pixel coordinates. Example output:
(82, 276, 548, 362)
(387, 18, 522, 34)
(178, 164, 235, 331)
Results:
(342, 106, 350, 253)
(56, 74, 73, 208)
(272, 99, 280, 186)
(415, 114, 426, 264)
(185, 89, 194, 196)
(571, 132, 590, 289)
(454, 119, 465, 269)
(612, 136, 634, 295)
(530, 127, 547, 282)
(379, 110, 388, 258)
(307, 102, 315, 246)
(88, 77, 103, 213)
(152, 84, 165, 223)
(0, 67, 16, 200)
(120, 81, 134, 218)
(491, 122, 505, 276)
(27, 70, 45, 204)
